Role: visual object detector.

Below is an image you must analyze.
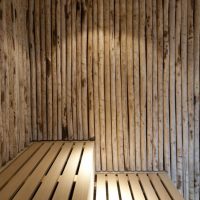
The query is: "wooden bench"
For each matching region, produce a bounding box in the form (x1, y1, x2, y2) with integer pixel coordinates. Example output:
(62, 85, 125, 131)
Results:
(0, 141, 94, 200)
(95, 172, 184, 200)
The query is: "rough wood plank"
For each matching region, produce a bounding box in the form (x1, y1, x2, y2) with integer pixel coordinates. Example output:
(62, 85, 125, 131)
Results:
(175, 0, 183, 192)
(115, 0, 124, 171)
(110, 0, 118, 171)
(139, 0, 147, 171)
(66, 0, 73, 140)
(181, 0, 189, 197)
(146, 0, 153, 171)
(87, 0, 94, 140)
(81, 0, 88, 140)
(120, 0, 129, 170)
(163, 0, 171, 175)
(98, 0, 106, 170)
(93, 0, 100, 170)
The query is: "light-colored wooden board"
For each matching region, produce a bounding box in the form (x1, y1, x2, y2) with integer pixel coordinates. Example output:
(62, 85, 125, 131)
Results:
(128, 174, 145, 200)
(33, 143, 73, 200)
(138, 173, 158, 200)
(148, 173, 171, 200)
(0, 143, 42, 189)
(107, 174, 119, 200)
(118, 174, 132, 200)
(0, 143, 52, 199)
(72, 142, 94, 200)
(53, 142, 84, 199)
(13, 142, 63, 200)
(159, 173, 184, 200)
(96, 174, 107, 200)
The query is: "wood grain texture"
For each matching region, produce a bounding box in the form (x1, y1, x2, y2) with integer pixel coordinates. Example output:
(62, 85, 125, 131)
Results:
(0, 1, 199, 199)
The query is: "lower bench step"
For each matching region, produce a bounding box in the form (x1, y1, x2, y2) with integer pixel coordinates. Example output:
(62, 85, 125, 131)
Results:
(94, 172, 184, 200)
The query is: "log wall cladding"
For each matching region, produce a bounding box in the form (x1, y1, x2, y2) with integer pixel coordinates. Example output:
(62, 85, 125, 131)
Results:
(0, 0, 31, 166)
(0, 0, 199, 199)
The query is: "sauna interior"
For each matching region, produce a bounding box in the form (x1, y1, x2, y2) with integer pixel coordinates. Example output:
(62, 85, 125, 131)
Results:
(0, 0, 199, 199)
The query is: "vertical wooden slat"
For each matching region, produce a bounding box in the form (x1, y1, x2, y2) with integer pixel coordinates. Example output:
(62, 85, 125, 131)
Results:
(110, 0, 118, 171)
(120, 0, 129, 170)
(194, 0, 200, 199)
(98, 0, 106, 170)
(163, 0, 171, 175)
(66, 0, 73, 139)
(56, 0, 62, 140)
(81, 0, 88, 140)
(115, 0, 124, 171)
(187, 0, 194, 198)
(104, 0, 112, 171)
(93, 0, 101, 170)
(127, 0, 135, 171)
(29, 0, 37, 140)
(175, 0, 183, 192)
(181, 0, 189, 198)
(34, 0, 42, 140)
(72, 0, 77, 139)
(157, 0, 163, 171)
(133, 0, 141, 171)
(45, 0, 53, 140)
(152, 0, 158, 171)
(169, 0, 177, 184)
(146, 0, 153, 171)
(40, 0, 47, 140)
(61, 0, 67, 139)
(139, 0, 147, 171)
(76, 0, 83, 139)
(52, 0, 58, 140)
(7, 0, 15, 159)
(88, 0, 94, 140)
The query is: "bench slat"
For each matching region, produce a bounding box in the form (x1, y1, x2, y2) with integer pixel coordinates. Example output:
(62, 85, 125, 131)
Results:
(138, 174, 159, 200)
(0, 143, 52, 199)
(148, 173, 172, 200)
(33, 142, 73, 200)
(13, 142, 63, 200)
(107, 174, 119, 200)
(96, 174, 107, 200)
(158, 173, 184, 200)
(72, 142, 94, 200)
(128, 174, 145, 200)
(0, 143, 42, 189)
(53, 142, 84, 199)
(118, 174, 132, 200)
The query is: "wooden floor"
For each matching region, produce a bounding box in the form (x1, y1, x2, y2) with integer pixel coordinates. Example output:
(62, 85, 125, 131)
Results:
(94, 173, 184, 200)
(0, 141, 94, 200)
(0, 141, 184, 200)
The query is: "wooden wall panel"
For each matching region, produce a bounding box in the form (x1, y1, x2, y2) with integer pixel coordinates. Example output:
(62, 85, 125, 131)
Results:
(27, 0, 199, 199)
(0, 0, 199, 199)
(0, 0, 31, 166)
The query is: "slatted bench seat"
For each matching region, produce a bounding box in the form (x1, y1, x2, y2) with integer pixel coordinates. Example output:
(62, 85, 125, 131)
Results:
(95, 172, 184, 200)
(0, 141, 94, 200)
